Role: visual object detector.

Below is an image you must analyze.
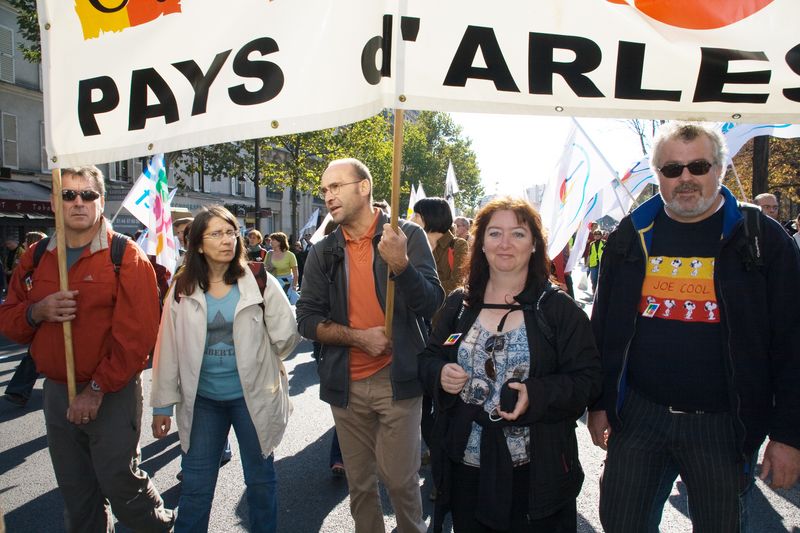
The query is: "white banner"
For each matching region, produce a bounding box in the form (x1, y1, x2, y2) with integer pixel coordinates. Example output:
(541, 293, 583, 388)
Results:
(40, 1, 800, 167)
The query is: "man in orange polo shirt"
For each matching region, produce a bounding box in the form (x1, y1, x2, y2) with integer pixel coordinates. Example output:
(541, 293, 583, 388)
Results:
(297, 158, 444, 533)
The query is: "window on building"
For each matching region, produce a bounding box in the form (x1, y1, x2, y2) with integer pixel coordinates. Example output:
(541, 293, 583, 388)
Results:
(0, 25, 15, 84)
(230, 176, 237, 196)
(2, 112, 18, 169)
(114, 160, 130, 181)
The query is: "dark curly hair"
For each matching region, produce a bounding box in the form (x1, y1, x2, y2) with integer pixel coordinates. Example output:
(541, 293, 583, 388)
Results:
(464, 197, 550, 308)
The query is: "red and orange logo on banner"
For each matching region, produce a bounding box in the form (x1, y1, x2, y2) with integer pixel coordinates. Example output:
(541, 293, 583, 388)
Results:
(75, 0, 182, 40)
(607, 0, 774, 30)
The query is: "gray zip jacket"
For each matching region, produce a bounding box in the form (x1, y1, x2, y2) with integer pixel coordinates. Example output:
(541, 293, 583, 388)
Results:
(296, 212, 444, 407)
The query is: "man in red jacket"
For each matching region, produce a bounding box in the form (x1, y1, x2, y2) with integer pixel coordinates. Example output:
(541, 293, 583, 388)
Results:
(0, 166, 174, 532)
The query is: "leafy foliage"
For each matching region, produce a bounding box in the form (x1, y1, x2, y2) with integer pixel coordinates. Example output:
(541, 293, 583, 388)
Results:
(10, 0, 40, 63)
(730, 137, 800, 220)
(401, 111, 483, 215)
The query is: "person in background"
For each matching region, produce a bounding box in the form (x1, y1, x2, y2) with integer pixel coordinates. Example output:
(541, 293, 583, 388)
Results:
(419, 197, 601, 532)
(793, 212, 800, 249)
(586, 229, 606, 292)
(454, 216, 472, 244)
(151, 206, 300, 533)
(173, 217, 194, 267)
(0, 165, 174, 532)
(754, 192, 779, 220)
(2, 231, 48, 407)
(412, 198, 468, 296)
(292, 240, 308, 288)
(4, 238, 23, 284)
(264, 232, 299, 299)
(297, 158, 443, 533)
(246, 230, 267, 262)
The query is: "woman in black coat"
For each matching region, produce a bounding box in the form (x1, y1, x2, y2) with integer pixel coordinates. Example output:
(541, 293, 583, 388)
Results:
(418, 197, 602, 533)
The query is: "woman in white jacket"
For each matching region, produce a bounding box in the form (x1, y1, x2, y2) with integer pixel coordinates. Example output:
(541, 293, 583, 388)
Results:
(151, 206, 300, 533)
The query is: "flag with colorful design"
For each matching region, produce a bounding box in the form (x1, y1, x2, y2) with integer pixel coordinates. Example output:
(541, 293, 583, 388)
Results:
(143, 154, 177, 277)
(540, 122, 618, 260)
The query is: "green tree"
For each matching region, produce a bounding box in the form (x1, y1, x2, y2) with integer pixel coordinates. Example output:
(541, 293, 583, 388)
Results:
(401, 111, 482, 215)
(9, 0, 40, 63)
(731, 137, 800, 220)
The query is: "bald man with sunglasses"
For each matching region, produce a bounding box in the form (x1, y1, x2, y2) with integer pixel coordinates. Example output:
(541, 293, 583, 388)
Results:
(588, 122, 800, 532)
(0, 166, 174, 532)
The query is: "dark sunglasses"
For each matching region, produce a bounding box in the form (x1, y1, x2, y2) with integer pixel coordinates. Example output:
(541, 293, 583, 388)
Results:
(484, 335, 506, 380)
(657, 160, 714, 179)
(62, 189, 101, 202)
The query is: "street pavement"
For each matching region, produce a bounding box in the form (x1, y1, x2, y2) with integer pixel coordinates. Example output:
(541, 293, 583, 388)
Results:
(1, 282, 799, 532)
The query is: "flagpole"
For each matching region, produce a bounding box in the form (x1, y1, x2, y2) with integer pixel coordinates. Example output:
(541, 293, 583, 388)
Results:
(109, 203, 126, 225)
(385, 109, 404, 338)
(51, 168, 77, 403)
(728, 162, 749, 202)
(571, 118, 638, 206)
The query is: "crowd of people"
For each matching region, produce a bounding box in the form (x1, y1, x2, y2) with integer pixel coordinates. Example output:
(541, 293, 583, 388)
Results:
(0, 121, 799, 532)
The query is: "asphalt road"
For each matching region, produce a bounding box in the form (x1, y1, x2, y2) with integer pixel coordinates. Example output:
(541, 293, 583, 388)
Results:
(1, 285, 799, 532)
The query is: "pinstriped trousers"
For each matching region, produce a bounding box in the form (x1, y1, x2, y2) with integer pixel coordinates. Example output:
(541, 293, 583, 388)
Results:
(599, 389, 753, 533)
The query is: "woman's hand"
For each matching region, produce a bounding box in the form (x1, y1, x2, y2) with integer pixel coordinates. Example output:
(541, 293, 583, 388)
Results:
(440, 363, 469, 394)
(152, 415, 172, 438)
(497, 381, 529, 421)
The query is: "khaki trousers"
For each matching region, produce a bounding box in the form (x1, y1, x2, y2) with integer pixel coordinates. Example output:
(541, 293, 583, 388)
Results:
(331, 366, 426, 533)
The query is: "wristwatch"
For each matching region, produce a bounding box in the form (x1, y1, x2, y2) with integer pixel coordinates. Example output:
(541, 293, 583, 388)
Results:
(89, 380, 103, 393)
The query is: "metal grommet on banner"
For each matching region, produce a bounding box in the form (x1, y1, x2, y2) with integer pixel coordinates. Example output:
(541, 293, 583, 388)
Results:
(147, 143, 154, 150)
(555, 106, 564, 112)
(399, 95, 407, 103)
(731, 113, 742, 120)
(51, 156, 57, 163)
(44, 23, 51, 30)
(271, 120, 279, 129)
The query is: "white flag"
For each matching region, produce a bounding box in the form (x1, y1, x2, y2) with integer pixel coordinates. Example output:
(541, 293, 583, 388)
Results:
(445, 160, 460, 216)
(299, 208, 320, 237)
(416, 182, 427, 202)
(540, 122, 618, 259)
(309, 213, 333, 244)
(120, 173, 157, 227)
(405, 183, 417, 219)
(721, 123, 800, 163)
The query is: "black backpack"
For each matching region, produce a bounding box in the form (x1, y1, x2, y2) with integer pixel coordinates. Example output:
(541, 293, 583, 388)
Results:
(25, 233, 129, 287)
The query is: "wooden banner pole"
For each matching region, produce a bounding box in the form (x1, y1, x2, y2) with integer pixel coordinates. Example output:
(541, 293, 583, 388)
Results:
(51, 168, 77, 402)
(384, 109, 405, 338)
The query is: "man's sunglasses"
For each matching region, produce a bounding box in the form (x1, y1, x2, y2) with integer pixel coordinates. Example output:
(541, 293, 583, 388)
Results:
(657, 160, 714, 179)
(62, 189, 101, 202)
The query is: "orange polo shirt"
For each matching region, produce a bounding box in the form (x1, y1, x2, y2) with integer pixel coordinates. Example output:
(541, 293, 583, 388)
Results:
(343, 211, 390, 381)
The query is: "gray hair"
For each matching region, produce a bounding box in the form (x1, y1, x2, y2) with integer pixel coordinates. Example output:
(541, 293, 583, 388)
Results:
(60, 166, 105, 196)
(650, 122, 728, 176)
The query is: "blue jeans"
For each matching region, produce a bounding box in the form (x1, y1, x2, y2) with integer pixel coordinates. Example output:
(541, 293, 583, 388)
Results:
(589, 265, 600, 292)
(177, 395, 277, 533)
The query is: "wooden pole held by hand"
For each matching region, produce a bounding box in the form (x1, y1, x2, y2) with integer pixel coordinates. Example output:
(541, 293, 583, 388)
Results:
(51, 168, 76, 403)
(385, 109, 405, 339)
